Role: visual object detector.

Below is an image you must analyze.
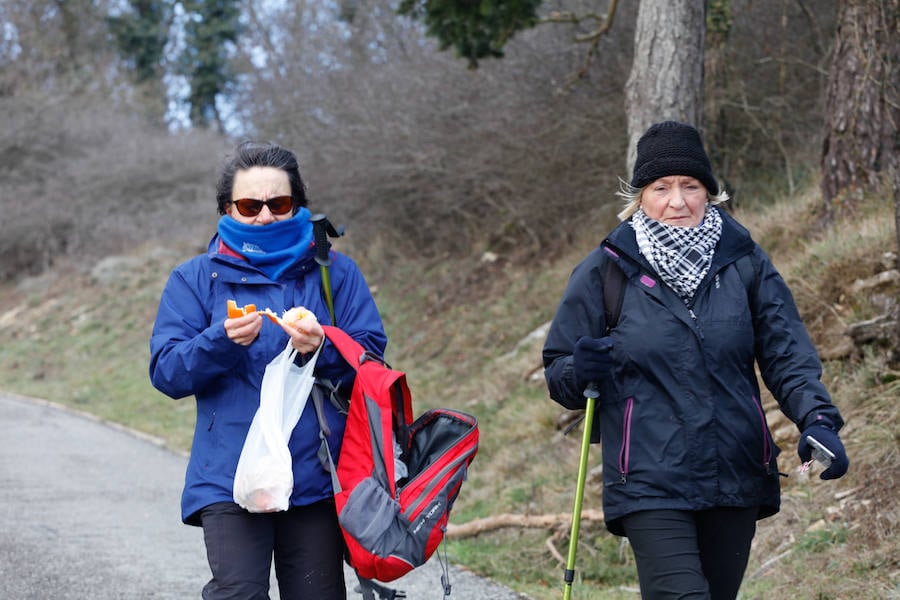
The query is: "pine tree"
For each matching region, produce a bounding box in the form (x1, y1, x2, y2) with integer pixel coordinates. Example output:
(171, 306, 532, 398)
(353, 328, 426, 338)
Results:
(178, 0, 242, 130)
(397, 0, 541, 68)
(107, 0, 170, 84)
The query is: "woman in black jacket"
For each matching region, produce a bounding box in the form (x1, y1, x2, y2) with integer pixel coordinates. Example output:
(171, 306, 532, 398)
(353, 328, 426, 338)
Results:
(542, 121, 848, 600)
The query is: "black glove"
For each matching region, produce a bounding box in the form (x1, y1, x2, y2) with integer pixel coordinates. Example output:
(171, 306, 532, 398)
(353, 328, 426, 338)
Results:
(798, 424, 849, 480)
(573, 336, 615, 391)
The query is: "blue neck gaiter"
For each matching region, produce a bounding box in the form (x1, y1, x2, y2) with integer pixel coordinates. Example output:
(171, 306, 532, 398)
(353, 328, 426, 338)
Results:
(217, 208, 313, 280)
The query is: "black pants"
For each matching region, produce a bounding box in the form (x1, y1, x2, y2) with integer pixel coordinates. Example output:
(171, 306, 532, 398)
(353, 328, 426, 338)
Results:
(199, 499, 346, 600)
(621, 507, 758, 600)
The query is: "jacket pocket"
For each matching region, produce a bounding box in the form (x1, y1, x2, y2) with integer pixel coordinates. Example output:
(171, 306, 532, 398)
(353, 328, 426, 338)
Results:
(199, 409, 223, 472)
(615, 397, 634, 484)
(751, 395, 775, 474)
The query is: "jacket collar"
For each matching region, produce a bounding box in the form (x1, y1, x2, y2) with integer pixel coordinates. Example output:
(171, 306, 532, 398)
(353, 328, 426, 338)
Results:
(205, 233, 318, 282)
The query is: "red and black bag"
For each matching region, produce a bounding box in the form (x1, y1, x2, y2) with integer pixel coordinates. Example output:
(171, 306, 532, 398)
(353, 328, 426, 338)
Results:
(316, 325, 479, 584)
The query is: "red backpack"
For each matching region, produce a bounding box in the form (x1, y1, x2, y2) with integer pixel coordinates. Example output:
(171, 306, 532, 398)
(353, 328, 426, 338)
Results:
(315, 325, 479, 587)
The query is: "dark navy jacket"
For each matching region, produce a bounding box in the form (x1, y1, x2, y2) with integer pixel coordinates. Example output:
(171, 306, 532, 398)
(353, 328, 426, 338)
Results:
(543, 209, 843, 535)
(150, 235, 386, 526)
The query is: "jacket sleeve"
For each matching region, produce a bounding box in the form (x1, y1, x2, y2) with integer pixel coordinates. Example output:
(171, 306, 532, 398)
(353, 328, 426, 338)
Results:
(542, 249, 609, 410)
(148, 264, 250, 399)
(750, 247, 844, 431)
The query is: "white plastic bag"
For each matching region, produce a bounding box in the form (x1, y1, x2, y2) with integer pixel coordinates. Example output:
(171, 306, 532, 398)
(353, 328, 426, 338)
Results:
(233, 341, 321, 512)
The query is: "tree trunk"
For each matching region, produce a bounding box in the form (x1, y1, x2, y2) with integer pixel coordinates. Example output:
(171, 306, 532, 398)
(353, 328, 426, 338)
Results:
(820, 0, 898, 220)
(624, 0, 707, 175)
(895, 160, 899, 261)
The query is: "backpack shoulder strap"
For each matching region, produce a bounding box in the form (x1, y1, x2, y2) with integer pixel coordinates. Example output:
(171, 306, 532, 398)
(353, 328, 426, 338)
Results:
(564, 247, 625, 443)
(602, 254, 627, 334)
(322, 324, 369, 368)
(310, 384, 343, 494)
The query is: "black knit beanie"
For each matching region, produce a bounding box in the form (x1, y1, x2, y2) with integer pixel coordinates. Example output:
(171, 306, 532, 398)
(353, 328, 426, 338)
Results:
(630, 121, 719, 195)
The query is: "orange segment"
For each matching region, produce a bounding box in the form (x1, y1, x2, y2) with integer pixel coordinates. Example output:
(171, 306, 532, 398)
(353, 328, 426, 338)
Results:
(227, 300, 260, 318)
(227, 299, 243, 318)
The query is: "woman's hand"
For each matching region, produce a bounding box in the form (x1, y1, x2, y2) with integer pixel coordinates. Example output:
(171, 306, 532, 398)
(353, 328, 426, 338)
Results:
(279, 313, 324, 354)
(224, 312, 263, 346)
(573, 335, 615, 390)
(798, 424, 849, 480)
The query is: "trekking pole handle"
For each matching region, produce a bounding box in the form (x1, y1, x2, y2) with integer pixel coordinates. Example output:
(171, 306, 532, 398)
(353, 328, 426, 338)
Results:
(310, 214, 344, 326)
(310, 213, 344, 267)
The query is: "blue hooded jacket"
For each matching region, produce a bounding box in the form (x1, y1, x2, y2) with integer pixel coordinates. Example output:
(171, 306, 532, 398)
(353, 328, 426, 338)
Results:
(150, 235, 386, 525)
(543, 209, 843, 535)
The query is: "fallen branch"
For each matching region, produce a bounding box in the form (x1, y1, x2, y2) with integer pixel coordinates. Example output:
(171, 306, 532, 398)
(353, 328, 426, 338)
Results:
(847, 312, 898, 344)
(748, 548, 793, 580)
(545, 536, 565, 565)
(850, 269, 900, 294)
(447, 510, 605, 539)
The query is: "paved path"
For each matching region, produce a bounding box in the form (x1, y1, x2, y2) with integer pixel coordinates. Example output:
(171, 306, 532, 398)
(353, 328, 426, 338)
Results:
(0, 393, 527, 600)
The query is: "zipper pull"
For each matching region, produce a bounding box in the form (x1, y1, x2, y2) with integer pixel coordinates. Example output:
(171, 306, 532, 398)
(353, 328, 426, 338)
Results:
(688, 308, 704, 339)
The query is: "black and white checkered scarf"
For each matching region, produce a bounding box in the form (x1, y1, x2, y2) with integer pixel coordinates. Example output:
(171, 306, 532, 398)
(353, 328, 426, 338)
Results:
(631, 205, 723, 301)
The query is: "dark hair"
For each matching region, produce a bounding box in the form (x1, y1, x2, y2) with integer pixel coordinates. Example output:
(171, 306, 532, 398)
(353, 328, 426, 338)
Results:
(215, 141, 308, 215)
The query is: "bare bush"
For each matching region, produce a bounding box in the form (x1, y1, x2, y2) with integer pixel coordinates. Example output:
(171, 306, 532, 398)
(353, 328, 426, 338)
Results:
(231, 0, 839, 268)
(0, 0, 233, 281)
(0, 0, 843, 283)
(0, 90, 229, 282)
(232, 0, 635, 269)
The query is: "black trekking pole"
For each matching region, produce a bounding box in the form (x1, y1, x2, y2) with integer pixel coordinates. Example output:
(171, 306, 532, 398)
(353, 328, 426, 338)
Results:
(562, 382, 599, 600)
(310, 214, 344, 326)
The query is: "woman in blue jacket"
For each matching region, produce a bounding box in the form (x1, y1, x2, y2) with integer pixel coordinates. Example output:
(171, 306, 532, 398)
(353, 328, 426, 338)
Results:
(543, 122, 848, 600)
(150, 141, 386, 600)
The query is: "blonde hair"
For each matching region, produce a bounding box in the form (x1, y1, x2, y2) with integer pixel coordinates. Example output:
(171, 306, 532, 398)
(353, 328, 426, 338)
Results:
(614, 177, 730, 221)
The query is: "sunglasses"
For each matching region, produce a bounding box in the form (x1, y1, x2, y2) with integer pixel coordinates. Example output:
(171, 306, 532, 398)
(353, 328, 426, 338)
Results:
(231, 196, 294, 217)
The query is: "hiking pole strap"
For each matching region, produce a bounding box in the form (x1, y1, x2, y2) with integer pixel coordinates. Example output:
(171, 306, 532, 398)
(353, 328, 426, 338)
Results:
(562, 383, 599, 600)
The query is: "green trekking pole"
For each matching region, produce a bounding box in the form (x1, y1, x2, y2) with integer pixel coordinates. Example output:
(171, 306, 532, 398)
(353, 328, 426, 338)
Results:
(563, 383, 599, 600)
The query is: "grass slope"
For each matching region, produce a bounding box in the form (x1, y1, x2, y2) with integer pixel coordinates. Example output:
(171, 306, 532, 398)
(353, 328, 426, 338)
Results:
(0, 187, 897, 599)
